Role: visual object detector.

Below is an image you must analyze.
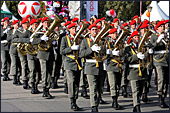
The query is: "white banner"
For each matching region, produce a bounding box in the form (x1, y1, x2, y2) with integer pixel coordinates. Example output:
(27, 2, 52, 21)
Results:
(68, 1, 80, 19)
(86, 1, 98, 21)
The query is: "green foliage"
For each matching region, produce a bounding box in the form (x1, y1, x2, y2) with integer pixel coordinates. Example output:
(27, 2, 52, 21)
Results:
(98, 1, 152, 21)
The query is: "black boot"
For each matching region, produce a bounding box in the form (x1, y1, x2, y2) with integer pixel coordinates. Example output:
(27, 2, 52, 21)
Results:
(91, 106, 98, 112)
(159, 95, 169, 108)
(23, 80, 31, 89)
(112, 96, 121, 110)
(17, 76, 22, 85)
(81, 86, 90, 99)
(31, 82, 36, 94)
(35, 84, 41, 94)
(64, 83, 68, 94)
(13, 76, 17, 84)
(45, 88, 53, 99)
(70, 98, 79, 111)
(122, 85, 128, 98)
(142, 93, 150, 103)
(3, 74, 9, 81)
(99, 97, 108, 104)
(133, 105, 141, 112)
(42, 87, 47, 97)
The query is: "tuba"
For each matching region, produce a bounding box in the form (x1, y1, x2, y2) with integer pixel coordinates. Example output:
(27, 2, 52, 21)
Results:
(72, 21, 89, 58)
(92, 22, 112, 61)
(138, 29, 153, 68)
(38, 14, 63, 51)
(113, 28, 130, 63)
(25, 22, 43, 55)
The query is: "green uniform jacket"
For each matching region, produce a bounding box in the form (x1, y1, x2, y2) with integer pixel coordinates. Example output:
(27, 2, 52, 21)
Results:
(106, 37, 120, 72)
(12, 30, 37, 60)
(1, 26, 10, 51)
(79, 36, 105, 75)
(60, 34, 81, 71)
(32, 28, 54, 61)
(124, 43, 147, 80)
(150, 34, 169, 67)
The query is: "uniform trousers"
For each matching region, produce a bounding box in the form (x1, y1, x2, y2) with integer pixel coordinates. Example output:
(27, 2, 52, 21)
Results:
(66, 70, 80, 99)
(39, 59, 53, 89)
(156, 66, 169, 98)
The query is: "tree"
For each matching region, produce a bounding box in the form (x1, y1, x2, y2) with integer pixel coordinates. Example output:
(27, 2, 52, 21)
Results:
(98, 1, 152, 21)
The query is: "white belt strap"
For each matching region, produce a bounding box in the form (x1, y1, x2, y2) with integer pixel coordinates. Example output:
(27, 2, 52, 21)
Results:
(86, 59, 102, 63)
(154, 50, 169, 54)
(129, 64, 139, 68)
(1, 40, 8, 43)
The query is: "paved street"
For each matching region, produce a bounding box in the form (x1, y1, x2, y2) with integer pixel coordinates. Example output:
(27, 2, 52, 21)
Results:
(1, 75, 169, 112)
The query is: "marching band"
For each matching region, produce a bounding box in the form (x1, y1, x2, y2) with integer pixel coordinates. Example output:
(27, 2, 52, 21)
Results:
(1, 14, 169, 112)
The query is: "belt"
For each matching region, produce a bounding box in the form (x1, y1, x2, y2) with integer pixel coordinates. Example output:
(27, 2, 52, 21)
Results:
(154, 50, 169, 54)
(86, 59, 102, 63)
(129, 64, 139, 68)
(1, 40, 8, 43)
(12, 43, 17, 46)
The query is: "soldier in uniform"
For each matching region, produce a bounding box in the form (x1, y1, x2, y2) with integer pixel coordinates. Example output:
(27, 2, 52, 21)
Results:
(106, 28, 122, 110)
(1, 17, 11, 81)
(7, 20, 21, 85)
(13, 18, 30, 89)
(124, 31, 151, 112)
(14, 19, 41, 94)
(32, 17, 55, 99)
(139, 23, 153, 103)
(60, 23, 82, 111)
(150, 21, 169, 108)
(79, 23, 106, 112)
(112, 18, 121, 34)
(129, 20, 137, 34)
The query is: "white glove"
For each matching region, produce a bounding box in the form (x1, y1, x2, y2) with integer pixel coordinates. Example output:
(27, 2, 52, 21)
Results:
(149, 48, 153, 54)
(30, 38, 33, 43)
(52, 41, 57, 45)
(106, 49, 111, 55)
(71, 45, 79, 50)
(41, 35, 48, 41)
(91, 44, 101, 53)
(112, 50, 120, 56)
(137, 52, 145, 60)
(3, 29, 8, 34)
(156, 34, 164, 43)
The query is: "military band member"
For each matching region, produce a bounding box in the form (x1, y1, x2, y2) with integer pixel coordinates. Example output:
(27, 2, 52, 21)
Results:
(139, 23, 153, 103)
(106, 28, 122, 110)
(1, 17, 11, 81)
(7, 20, 21, 85)
(150, 21, 169, 108)
(13, 18, 30, 89)
(124, 31, 149, 112)
(32, 17, 54, 99)
(79, 23, 106, 112)
(113, 18, 121, 34)
(60, 23, 81, 111)
(129, 20, 137, 34)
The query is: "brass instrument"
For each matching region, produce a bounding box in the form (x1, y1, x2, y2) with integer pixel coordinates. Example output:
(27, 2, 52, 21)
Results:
(38, 14, 64, 51)
(138, 29, 153, 68)
(25, 22, 43, 55)
(16, 29, 28, 56)
(113, 28, 130, 63)
(72, 21, 89, 58)
(92, 22, 112, 61)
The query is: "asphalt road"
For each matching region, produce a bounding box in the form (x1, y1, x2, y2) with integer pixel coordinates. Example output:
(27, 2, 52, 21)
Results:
(1, 75, 169, 112)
